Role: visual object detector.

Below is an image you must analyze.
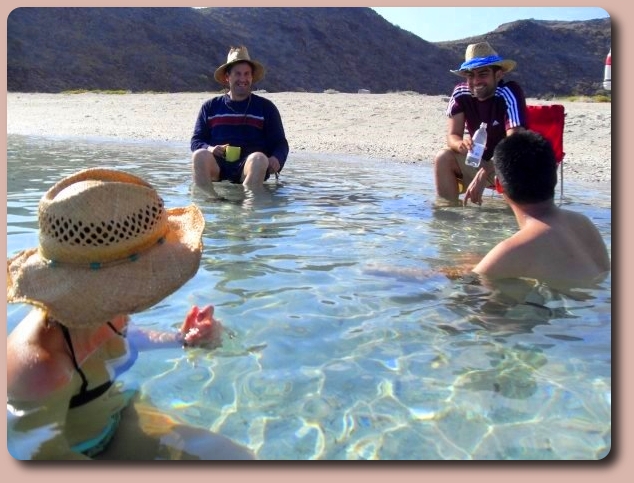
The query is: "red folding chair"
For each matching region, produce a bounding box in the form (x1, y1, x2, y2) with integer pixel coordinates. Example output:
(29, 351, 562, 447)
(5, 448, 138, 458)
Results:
(526, 104, 566, 201)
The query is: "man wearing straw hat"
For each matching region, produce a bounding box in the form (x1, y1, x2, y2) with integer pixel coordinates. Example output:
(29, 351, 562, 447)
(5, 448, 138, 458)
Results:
(7, 168, 255, 460)
(191, 45, 289, 192)
(433, 41, 527, 207)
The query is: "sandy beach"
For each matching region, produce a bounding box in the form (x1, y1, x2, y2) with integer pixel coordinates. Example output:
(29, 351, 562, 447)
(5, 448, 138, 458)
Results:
(6, 91, 611, 184)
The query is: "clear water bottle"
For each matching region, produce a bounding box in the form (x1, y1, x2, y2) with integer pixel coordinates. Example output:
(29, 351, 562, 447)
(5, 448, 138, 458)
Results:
(465, 122, 487, 167)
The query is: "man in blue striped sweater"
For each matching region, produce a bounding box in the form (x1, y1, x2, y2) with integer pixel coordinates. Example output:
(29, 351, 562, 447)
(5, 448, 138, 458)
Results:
(191, 46, 289, 192)
(433, 42, 527, 207)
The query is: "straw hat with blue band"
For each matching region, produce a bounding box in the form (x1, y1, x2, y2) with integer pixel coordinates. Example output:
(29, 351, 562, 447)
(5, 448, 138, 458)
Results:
(7, 168, 205, 329)
(451, 42, 517, 76)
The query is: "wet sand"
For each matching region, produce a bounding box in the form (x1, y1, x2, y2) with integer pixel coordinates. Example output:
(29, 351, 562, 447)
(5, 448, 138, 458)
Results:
(6, 91, 611, 183)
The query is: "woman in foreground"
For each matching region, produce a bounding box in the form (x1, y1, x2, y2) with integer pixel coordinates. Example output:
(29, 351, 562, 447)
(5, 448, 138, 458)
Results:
(7, 168, 254, 460)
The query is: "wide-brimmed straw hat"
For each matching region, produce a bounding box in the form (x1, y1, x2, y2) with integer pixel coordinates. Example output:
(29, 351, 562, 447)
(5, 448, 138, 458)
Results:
(7, 168, 205, 329)
(450, 41, 516, 76)
(213, 45, 265, 85)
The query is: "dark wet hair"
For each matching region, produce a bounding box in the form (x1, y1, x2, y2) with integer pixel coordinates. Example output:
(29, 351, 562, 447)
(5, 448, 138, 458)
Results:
(493, 130, 557, 203)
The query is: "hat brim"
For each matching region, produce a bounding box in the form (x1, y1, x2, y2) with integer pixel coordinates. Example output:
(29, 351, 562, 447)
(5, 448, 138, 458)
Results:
(7, 205, 204, 329)
(450, 59, 516, 77)
(213, 60, 265, 85)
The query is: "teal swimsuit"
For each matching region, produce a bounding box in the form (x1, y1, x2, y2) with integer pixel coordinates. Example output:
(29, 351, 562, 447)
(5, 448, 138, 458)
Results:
(60, 322, 137, 457)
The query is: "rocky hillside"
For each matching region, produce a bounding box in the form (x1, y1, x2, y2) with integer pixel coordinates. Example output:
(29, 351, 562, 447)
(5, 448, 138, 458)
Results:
(7, 7, 611, 97)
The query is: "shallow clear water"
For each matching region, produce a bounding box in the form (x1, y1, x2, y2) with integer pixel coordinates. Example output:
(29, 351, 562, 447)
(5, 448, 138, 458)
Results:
(6, 134, 611, 460)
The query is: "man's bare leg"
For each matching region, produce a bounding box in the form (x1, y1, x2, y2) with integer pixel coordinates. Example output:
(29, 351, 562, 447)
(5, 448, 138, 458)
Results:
(241, 153, 269, 191)
(192, 149, 221, 195)
(433, 149, 462, 207)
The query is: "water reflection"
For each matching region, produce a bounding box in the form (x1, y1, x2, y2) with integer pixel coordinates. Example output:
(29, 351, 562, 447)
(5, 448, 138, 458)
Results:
(6, 135, 611, 460)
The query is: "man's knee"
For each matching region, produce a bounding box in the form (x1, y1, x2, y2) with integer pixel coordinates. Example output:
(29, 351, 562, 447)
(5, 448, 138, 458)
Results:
(192, 148, 212, 164)
(192, 149, 219, 180)
(434, 149, 455, 170)
(247, 152, 268, 166)
(244, 153, 269, 174)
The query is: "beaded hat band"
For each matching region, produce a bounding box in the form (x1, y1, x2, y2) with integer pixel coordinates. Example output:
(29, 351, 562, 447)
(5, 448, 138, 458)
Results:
(7, 168, 204, 329)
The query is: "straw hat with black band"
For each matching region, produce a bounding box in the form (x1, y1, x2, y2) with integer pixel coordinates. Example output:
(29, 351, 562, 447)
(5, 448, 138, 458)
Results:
(214, 45, 265, 85)
(451, 41, 516, 77)
(7, 168, 205, 329)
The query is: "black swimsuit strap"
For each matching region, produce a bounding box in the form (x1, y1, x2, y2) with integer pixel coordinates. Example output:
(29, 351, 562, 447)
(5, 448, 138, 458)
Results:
(59, 324, 89, 396)
(60, 322, 121, 409)
(107, 321, 125, 336)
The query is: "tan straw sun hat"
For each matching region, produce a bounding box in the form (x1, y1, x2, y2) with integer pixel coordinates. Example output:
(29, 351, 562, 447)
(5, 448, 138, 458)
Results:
(450, 41, 516, 76)
(7, 168, 205, 329)
(214, 45, 265, 85)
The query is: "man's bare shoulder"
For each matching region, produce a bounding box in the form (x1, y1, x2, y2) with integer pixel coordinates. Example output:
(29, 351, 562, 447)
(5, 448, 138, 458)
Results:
(472, 233, 533, 279)
(474, 209, 609, 285)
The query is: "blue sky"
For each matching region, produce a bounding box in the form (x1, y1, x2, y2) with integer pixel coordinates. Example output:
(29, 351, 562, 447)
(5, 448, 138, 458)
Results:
(371, 7, 610, 42)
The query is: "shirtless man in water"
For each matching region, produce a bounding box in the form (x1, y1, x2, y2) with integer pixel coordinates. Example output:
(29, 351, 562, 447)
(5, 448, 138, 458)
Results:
(472, 130, 610, 288)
